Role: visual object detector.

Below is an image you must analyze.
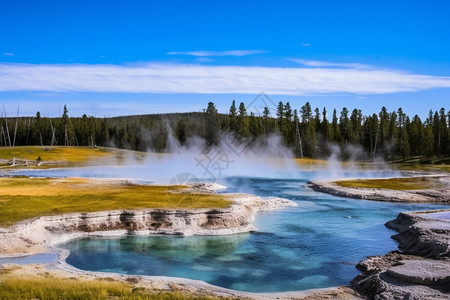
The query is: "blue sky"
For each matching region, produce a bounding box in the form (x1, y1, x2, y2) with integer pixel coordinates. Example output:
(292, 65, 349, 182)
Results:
(1, 0, 449, 119)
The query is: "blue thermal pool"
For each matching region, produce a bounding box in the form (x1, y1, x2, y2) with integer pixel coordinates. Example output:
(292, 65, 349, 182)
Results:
(58, 176, 445, 293)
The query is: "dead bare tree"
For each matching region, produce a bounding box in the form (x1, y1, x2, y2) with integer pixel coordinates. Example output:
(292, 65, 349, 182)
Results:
(3, 106, 11, 146)
(0, 126, 6, 146)
(13, 105, 19, 147)
(50, 120, 56, 146)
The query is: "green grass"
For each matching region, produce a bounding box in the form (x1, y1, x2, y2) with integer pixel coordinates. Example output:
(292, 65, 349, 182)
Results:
(0, 277, 225, 300)
(335, 176, 445, 190)
(0, 177, 231, 227)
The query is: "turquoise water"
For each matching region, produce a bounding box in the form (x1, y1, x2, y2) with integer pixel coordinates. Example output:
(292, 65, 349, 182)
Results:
(59, 176, 445, 292)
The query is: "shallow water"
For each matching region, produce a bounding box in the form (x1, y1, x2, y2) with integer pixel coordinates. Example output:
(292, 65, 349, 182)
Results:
(0, 253, 59, 266)
(11, 163, 402, 183)
(59, 176, 445, 293)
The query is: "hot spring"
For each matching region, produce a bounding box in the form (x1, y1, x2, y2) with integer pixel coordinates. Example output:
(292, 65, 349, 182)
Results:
(13, 165, 445, 293)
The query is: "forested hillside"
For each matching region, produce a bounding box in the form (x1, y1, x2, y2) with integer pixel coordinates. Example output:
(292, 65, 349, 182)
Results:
(1, 101, 449, 160)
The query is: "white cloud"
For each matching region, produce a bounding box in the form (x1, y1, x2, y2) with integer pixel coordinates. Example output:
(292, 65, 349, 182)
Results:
(1, 62, 450, 96)
(301, 43, 311, 47)
(2, 53, 15, 56)
(167, 50, 266, 57)
(289, 58, 371, 69)
(196, 57, 214, 63)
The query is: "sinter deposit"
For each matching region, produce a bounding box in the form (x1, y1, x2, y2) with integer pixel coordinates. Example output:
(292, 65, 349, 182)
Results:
(352, 210, 450, 299)
(308, 175, 450, 203)
(0, 192, 296, 256)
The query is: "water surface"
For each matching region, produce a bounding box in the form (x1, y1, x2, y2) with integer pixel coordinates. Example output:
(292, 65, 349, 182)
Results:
(60, 176, 445, 292)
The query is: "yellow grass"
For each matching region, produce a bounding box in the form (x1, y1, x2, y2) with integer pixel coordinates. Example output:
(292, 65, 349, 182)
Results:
(0, 146, 155, 169)
(295, 158, 328, 166)
(335, 177, 445, 190)
(393, 163, 450, 173)
(0, 146, 114, 162)
(0, 177, 231, 227)
(0, 276, 225, 300)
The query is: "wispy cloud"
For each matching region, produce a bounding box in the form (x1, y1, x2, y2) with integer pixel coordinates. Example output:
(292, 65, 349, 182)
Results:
(301, 43, 311, 47)
(289, 58, 371, 69)
(1, 62, 450, 95)
(196, 57, 214, 63)
(2, 53, 15, 56)
(167, 50, 266, 57)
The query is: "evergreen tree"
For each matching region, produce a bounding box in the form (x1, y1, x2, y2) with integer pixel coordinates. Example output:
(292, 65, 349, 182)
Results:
(284, 102, 293, 121)
(321, 107, 331, 141)
(300, 102, 316, 157)
(229, 100, 238, 133)
(276, 101, 284, 132)
(402, 116, 411, 158)
(2, 100, 449, 161)
(438, 108, 448, 155)
(423, 124, 434, 157)
(262, 106, 270, 134)
(349, 109, 362, 144)
(332, 109, 341, 143)
(293, 109, 303, 157)
(249, 112, 262, 137)
(364, 114, 379, 156)
(237, 102, 249, 138)
(314, 107, 321, 133)
(339, 107, 350, 145)
(409, 115, 423, 156)
(283, 102, 294, 146)
(176, 119, 187, 145)
(387, 111, 398, 158)
(300, 102, 312, 123)
(397, 108, 407, 156)
(400, 128, 410, 158)
(379, 106, 389, 155)
(205, 102, 220, 146)
(263, 106, 270, 118)
(432, 111, 440, 155)
(60, 105, 77, 146)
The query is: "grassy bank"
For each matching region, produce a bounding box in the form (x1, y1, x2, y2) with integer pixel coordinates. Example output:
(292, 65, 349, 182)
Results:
(295, 158, 327, 168)
(0, 177, 231, 227)
(389, 156, 450, 173)
(393, 163, 450, 173)
(0, 146, 151, 168)
(0, 274, 224, 300)
(0, 279, 225, 300)
(0, 146, 111, 162)
(335, 176, 445, 190)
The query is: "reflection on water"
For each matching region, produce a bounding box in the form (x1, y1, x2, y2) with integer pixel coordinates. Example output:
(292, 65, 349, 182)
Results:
(12, 165, 403, 184)
(0, 253, 59, 266)
(60, 176, 446, 293)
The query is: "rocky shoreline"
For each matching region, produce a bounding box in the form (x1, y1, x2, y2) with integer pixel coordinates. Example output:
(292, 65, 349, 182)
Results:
(352, 210, 450, 299)
(307, 176, 450, 203)
(3, 208, 448, 299)
(0, 192, 296, 256)
(2, 180, 450, 299)
(0, 190, 365, 299)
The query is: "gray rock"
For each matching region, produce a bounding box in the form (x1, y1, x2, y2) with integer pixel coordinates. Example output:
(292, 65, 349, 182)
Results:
(387, 259, 450, 285)
(353, 210, 450, 299)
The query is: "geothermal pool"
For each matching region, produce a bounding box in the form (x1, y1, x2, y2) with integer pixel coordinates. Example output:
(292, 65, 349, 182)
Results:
(51, 175, 445, 293)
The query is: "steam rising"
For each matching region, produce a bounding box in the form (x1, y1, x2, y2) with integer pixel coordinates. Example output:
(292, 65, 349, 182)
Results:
(14, 129, 400, 184)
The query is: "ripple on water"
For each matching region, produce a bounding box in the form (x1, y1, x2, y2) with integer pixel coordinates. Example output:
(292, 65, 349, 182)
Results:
(59, 176, 447, 293)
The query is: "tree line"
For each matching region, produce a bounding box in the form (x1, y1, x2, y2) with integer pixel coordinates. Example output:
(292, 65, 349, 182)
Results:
(1, 102, 449, 160)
